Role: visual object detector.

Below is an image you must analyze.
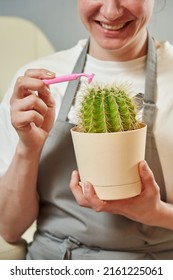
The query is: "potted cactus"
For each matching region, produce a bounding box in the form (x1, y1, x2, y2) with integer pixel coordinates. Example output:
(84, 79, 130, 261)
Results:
(71, 84, 147, 200)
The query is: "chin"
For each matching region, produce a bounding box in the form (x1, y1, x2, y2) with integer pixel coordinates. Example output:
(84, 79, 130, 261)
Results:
(96, 38, 128, 51)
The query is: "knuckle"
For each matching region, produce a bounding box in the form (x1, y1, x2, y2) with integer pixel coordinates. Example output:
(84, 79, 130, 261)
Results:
(78, 200, 85, 207)
(10, 111, 20, 129)
(11, 117, 17, 129)
(15, 76, 24, 87)
(69, 178, 76, 190)
(24, 69, 30, 76)
(24, 68, 49, 77)
(14, 76, 26, 91)
(153, 184, 160, 196)
(29, 111, 44, 127)
(24, 69, 34, 76)
(69, 181, 74, 190)
(29, 94, 38, 104)
(10, 101, 17, 118)
(10, 95, 14, 106)
(93, 204, 103, 212)
(28, 110, 37, 120)
(39, 82, 46, 92)
(76, 197, 86, 207)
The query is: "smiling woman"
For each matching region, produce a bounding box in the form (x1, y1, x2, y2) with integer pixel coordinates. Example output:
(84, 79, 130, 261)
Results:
(77, 0, 154, 60)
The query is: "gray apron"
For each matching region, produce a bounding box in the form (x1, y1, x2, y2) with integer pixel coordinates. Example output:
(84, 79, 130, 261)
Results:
(26, 34, 173, 260)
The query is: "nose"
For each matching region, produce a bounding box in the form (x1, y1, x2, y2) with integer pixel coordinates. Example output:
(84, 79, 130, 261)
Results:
(100, 0, 123, 21)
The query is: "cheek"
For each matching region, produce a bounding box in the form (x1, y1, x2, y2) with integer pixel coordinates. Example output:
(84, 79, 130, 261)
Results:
(77, 2, 89, 26)
(77, 0, 92, 16)
(77, 0, 99, 23)
(129, 1, 154, 21)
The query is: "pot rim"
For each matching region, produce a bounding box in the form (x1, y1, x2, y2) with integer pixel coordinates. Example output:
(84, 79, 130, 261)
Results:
(71, 122, 146, 135)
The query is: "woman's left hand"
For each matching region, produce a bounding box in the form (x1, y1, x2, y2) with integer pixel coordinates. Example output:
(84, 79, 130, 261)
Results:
(70, 160, 165, 226)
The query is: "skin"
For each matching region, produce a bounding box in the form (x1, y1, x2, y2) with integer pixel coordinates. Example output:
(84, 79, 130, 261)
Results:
(0, 0, 173, 243)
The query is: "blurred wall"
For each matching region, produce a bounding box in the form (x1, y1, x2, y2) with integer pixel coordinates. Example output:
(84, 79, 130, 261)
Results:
(0, 0, 172, 51)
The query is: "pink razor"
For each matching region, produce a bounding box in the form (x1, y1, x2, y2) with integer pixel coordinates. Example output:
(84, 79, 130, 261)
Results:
(43, 73, 95, 85)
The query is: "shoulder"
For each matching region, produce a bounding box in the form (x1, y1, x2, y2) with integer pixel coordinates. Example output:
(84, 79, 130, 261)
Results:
(157, 41, 173, 101)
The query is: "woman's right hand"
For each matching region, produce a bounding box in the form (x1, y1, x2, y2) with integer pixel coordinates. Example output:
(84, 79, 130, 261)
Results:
(10, 68, 56, 152)
(0, 68, 57, 242)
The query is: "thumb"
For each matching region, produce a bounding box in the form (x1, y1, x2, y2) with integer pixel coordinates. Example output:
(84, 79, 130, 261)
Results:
(139, 160, 155, 186)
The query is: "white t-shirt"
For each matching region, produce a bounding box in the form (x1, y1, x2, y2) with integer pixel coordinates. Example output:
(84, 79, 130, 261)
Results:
(0, 39, 173, 202)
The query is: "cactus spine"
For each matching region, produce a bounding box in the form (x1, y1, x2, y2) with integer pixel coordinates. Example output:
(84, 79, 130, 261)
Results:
(78, 84, 139, 133)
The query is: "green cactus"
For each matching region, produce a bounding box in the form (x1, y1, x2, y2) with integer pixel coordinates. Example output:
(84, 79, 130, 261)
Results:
(77, 84, 139, 133)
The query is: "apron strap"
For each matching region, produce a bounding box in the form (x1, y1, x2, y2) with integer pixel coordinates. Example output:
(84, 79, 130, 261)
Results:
(143, 33, 157, 132)
(143, 33, 166, 201)
(57, 40, 89, 122)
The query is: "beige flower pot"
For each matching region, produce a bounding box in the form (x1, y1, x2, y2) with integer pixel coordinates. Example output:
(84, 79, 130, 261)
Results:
(71, 123, 147, 200)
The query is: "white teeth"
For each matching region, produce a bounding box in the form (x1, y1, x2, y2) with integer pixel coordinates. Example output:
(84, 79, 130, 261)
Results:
(101, 23, 125, 31)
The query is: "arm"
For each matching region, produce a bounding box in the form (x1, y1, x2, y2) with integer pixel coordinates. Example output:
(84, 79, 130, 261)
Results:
(0, 69, 55, 243)
(70, 161, 173, 230)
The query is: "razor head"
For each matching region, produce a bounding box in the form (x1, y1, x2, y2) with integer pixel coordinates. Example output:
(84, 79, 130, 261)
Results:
(87, 73, 95, 84)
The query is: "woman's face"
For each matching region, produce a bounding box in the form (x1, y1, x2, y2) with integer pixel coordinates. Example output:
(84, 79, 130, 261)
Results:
(77, 0, 154, 59)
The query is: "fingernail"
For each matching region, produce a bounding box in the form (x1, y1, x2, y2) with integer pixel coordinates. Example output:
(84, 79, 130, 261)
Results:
(46, 71, 55, 76)
(140, 160, 148, 171)
(72, 170, 77, 178)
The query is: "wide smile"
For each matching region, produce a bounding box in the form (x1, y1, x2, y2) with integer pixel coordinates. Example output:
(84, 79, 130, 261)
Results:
(101, 22, 126, 31)
(96, 21, 131, 33)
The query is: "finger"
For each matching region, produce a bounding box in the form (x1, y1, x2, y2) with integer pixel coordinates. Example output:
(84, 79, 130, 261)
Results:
(12, 67, 55, 99)
(83, 181, 107, 212)
(24, 69, 56, 104)
(12, 77, 55, 115)
(12, 76, 46, 99)
(139, 160, 155, 184)
(69, 171, 90, 207)
(24, 68, 55, 79)
(139, 160, 160, 197)
(11, 110, 45, 130)
(14, 93, 48, 115)
(11, 92, 49, 130)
